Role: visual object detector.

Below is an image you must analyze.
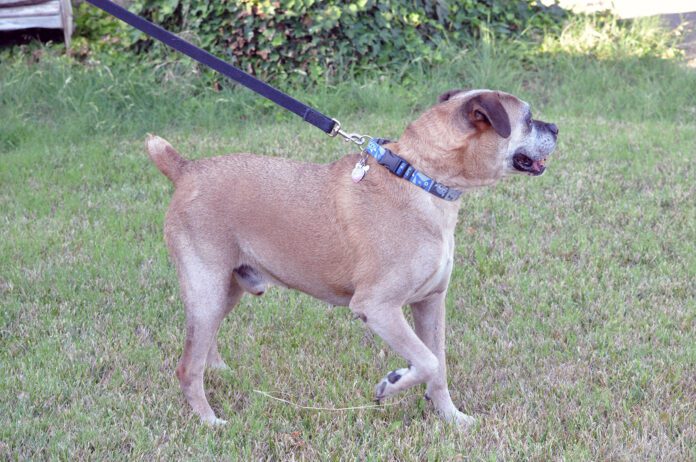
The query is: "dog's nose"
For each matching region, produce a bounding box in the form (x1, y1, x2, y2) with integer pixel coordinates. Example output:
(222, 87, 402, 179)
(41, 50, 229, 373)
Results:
(546, 123, 559, 135)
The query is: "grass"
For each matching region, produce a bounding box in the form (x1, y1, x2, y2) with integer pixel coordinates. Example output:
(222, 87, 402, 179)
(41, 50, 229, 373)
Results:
(1, 16, 696, 460)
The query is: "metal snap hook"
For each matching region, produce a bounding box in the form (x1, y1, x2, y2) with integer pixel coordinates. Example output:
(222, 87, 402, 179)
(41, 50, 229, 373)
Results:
(329, 118, 371, 147)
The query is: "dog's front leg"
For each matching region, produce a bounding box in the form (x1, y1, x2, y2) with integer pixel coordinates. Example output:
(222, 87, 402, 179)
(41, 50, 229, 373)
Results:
(412, 293, 475, 427)
(352, 301, 440, 403)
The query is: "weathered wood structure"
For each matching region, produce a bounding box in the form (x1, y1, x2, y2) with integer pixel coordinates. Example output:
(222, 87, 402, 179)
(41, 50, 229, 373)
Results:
(0, 0, 73, 47)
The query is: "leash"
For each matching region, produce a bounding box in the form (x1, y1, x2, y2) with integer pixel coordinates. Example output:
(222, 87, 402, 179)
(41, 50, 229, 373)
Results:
(85, 0, 462, 201)
(83, 0, 368, 147)
(253, 389, 416, 412)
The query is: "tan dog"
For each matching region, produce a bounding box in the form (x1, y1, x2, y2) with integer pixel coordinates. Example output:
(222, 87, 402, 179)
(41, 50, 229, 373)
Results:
(146, 89, 558, 426)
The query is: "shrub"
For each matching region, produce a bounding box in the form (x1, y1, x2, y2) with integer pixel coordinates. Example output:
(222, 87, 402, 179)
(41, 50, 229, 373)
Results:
(540, 13, 682, 59)
(74, 0, 567, 82)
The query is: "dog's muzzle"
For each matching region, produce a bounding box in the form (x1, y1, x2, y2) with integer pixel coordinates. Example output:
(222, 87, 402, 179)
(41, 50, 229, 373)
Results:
(512, 152, 547, 175)
(512, 122, 558, 176)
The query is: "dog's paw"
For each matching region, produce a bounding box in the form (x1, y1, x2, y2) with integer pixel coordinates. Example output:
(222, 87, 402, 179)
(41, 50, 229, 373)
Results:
(375, 367, 410, 402)
(206, 359, 229, 371)
(447, 410, 475, 428)
(426, 395, 475, 428)
(202, 416, 228, 426)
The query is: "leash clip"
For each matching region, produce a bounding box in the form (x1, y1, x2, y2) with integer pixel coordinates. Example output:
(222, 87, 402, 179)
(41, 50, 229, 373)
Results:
(329, 118, 370, 147)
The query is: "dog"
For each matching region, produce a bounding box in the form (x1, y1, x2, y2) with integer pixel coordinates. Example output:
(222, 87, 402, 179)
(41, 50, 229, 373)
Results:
(146, 89, 558, 426)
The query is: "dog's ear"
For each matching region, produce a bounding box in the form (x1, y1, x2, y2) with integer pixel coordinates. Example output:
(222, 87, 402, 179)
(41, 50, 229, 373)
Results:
(463, 92, 511, 139)
(438, 89, 466, 103)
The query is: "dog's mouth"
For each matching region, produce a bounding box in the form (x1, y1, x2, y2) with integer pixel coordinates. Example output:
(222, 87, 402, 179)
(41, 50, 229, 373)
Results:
(512, 153, 546, 176)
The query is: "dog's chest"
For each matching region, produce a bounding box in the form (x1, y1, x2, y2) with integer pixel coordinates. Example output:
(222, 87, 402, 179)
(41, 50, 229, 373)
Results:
(404, 232, 454, 304)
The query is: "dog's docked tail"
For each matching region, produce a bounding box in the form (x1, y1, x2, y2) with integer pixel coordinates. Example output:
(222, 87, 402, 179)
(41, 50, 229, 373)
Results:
(145, 135, 188, 184)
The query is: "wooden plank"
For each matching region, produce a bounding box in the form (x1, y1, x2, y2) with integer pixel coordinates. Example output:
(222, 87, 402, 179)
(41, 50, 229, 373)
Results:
(0, 1, 52, 6)
(0, 1, 60, 18)
(0, 0, 51, 8)
(0, 15, 62, 29)
(59, 0, 71, 47)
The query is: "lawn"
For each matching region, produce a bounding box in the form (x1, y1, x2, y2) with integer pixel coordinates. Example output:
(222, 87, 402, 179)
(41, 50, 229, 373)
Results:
(1, 20, 695, 460)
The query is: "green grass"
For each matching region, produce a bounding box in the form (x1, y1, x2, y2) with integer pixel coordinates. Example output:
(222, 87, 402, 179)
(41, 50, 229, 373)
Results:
(1, 18, 695, 460)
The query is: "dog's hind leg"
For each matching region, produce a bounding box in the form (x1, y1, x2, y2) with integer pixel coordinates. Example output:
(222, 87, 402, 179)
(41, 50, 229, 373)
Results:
(412, 293, 475, 427)
(206, 281, 243, 370)
(206, 266, 265, 369)
(174, 253, 234, 425)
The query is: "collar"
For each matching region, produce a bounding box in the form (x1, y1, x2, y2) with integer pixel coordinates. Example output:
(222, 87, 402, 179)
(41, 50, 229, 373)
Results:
(364, 138, 463, 202)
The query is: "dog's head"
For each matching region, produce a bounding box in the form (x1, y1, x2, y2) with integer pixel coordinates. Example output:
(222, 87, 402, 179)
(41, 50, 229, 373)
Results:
(403, 89, 558, 190)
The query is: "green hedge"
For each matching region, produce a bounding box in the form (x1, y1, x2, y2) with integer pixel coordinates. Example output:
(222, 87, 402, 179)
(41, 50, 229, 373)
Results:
(75, 0, 567, 82)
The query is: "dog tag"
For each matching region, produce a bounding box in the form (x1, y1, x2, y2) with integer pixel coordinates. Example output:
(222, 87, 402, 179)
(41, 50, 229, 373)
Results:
(351, 162, 370, 183)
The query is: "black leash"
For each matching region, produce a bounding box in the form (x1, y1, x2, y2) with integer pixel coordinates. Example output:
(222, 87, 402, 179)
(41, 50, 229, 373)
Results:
(84, 0, 367, 145)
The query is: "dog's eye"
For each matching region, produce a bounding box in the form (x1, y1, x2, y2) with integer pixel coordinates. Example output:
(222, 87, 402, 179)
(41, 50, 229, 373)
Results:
(526, 114, 532, 126)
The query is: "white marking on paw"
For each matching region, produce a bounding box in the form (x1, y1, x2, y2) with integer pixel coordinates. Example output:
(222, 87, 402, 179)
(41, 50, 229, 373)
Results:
(203, 417, 228, 426)
(450, 410, 475, 428)
(375, 367, 411, 400)
(207, 360, 229, 371)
